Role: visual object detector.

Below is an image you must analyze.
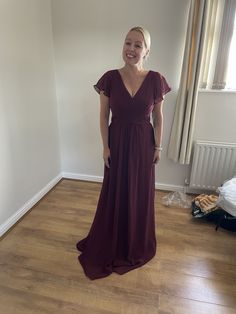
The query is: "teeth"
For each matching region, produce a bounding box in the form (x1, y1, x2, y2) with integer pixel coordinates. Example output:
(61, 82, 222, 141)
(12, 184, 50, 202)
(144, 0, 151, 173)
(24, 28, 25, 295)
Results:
(127, 54, 135, 58)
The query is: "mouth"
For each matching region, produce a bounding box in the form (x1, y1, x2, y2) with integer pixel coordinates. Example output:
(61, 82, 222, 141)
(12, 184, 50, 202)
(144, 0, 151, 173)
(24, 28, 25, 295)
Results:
(126, 53, 136, 59)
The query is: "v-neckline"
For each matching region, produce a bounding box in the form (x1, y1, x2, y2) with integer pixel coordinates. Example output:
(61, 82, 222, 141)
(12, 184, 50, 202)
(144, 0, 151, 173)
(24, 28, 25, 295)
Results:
(116, 69, 151, 99)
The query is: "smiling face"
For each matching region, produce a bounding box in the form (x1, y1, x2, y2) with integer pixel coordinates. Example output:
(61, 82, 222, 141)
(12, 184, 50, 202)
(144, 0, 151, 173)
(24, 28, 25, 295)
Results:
(122, 30, 149, 67)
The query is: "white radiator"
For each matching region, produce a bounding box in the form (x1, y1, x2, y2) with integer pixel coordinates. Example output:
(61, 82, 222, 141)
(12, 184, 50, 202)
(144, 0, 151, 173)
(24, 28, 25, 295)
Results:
(189, 141, 236, 190)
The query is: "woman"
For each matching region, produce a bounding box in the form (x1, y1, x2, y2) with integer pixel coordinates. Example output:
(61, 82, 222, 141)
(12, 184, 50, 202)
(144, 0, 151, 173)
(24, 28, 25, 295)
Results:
(76, 26, 171, 280)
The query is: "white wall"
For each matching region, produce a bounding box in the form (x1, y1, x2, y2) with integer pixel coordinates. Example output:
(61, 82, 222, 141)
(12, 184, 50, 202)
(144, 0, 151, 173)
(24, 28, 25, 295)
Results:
(0, 0, 61, 232)
(51, 0, 191, 189)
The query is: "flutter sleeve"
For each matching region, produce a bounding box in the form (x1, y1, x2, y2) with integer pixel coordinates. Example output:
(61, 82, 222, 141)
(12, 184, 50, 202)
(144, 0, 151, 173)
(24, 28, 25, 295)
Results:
(154, 72, 171, 104)
(93, 71, 111, 97)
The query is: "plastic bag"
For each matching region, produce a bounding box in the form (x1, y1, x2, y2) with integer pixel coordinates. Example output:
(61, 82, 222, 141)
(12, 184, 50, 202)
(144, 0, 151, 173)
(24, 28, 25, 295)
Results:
(162, 191, 193, 208)
(216, 177, 236, 217)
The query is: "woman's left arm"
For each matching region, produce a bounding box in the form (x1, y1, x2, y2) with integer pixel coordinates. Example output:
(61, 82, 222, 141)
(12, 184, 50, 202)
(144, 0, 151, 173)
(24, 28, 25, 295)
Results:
(152, 99, 164, 164)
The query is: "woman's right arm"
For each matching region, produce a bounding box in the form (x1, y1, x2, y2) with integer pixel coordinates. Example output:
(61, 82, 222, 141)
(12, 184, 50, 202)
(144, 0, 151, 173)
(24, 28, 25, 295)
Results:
(99, 92, 110, 168)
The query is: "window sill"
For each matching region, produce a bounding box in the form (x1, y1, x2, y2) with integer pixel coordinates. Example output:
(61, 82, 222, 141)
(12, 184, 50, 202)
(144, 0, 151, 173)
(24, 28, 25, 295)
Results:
(199, 88, 236, 94)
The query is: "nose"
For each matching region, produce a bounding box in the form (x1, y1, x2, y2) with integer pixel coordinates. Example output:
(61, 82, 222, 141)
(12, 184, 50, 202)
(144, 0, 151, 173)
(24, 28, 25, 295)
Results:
(129, 44, 135, 51)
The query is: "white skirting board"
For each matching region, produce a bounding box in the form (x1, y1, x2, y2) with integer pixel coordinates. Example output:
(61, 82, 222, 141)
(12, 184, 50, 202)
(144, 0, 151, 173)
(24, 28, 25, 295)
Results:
(61, 172, 186, 192)
(0, 174, 62, 237)
(0, 171, 186, 238)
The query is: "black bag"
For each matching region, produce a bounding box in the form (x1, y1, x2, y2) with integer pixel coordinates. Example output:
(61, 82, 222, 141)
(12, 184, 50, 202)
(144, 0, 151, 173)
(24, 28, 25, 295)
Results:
(192, 202, 236, 232)
(209, 209, 236, 232)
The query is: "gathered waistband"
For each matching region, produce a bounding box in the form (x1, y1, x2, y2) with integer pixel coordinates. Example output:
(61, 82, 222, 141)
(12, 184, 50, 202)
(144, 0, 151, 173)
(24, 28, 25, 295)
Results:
(111, 117, 151, 125)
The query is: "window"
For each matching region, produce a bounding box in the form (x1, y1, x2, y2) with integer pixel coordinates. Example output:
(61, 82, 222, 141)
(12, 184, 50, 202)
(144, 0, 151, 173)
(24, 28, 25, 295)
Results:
(200, 0, 236, 91)
(225, 11, 236, 89)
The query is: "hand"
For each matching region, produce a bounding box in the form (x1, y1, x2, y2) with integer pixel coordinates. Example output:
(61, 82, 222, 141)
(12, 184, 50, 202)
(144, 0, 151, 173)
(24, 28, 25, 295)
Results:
(103, 147, 111, 168)
(153, 150, 161, 164)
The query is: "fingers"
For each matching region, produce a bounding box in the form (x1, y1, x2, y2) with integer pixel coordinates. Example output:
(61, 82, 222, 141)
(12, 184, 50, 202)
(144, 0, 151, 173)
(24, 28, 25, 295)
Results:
(153, 158, 159, 164)
(104, 157, 110, 168)
(153, 155, 161, 164)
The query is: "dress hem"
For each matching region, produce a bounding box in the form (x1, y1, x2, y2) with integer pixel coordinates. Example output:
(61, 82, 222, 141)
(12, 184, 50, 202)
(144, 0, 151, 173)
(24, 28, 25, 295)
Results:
(77, 246, 157, 280)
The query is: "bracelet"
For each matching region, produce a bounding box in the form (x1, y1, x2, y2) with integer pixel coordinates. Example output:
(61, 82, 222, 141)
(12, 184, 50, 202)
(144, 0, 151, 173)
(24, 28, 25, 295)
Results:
(154, 146, 163, 151)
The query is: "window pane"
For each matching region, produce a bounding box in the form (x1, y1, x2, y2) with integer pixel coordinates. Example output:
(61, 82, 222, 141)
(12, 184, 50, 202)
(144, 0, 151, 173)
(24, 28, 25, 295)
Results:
(225, 11, 236, 89)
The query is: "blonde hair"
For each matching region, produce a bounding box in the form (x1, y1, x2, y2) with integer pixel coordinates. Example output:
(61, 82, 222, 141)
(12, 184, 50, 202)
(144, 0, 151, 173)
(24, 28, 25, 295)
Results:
(129, 26, 151, 60)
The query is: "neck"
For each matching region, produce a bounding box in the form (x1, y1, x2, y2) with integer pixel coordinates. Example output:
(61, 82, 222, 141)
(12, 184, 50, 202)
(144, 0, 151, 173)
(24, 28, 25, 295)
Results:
(123, 63, 145, 75)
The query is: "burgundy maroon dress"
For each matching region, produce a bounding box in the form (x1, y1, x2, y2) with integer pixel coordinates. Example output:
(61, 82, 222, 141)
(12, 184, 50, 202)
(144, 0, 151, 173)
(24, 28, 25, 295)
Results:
(76, 69, 171, 280)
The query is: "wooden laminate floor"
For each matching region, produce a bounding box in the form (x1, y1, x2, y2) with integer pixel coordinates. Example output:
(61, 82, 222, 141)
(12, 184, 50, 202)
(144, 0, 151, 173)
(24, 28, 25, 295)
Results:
(0, 179, 236, 314)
